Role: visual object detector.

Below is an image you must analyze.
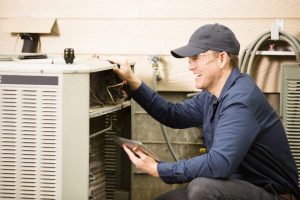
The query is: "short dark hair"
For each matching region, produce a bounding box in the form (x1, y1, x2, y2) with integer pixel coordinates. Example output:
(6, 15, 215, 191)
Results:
(211, 51, 239, 68)
(228, 54, 239, 68)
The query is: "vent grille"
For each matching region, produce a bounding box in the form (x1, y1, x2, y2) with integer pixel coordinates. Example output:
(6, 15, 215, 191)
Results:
(285, 80, 300, 185)
(104, 113, 119, 200)
(0, 87, 60, 200)
(89, 130, 106, 200)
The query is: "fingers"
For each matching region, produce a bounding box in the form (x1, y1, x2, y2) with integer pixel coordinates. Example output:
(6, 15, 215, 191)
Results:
(132, 146, 140, 152)
(123, 145, 135, 158)
(100, 55, 128, 66)
(123, 145, 140, 163)
(133, 149, 146, 159)
(123, 145, 147, 166)
(112, 65, 121, 74)
(123, 145, 159, 176)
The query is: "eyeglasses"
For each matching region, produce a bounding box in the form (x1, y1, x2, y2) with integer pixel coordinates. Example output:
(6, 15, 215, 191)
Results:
(188, 52, 219, 66)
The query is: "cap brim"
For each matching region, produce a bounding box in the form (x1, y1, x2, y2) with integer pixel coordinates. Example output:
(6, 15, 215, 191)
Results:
(171, 45, 206, 58)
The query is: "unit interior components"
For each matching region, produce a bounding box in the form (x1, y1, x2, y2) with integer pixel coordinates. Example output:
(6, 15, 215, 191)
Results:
(89, 115, 106, 200)
(90, 70, 128, 107)
(281, 63, 300, 186)
(104, 111, 131, 200)
(89, 110, 131, 200)
(0, 60, 132, 200)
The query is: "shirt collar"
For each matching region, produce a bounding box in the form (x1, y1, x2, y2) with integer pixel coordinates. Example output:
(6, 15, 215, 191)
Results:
(218, 67, 242, 100)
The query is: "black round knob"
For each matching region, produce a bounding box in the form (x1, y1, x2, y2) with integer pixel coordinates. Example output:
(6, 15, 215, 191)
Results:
(64, 48, 75, 64)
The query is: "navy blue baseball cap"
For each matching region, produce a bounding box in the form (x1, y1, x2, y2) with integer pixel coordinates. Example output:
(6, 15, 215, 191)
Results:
(171, 23, 240, 58)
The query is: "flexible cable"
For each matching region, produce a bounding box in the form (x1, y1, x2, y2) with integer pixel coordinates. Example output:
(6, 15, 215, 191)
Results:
(152, 66, 179, 162)
(240, 31, 300, 75)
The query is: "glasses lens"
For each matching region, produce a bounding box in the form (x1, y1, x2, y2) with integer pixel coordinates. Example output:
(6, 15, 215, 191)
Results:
(189, 53, 218, 65)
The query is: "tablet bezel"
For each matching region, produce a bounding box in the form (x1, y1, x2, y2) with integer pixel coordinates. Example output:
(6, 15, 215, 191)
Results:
(110, 135, 160, 161)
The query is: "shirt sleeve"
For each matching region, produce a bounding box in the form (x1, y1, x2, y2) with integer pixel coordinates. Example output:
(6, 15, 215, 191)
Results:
(157, 101, 261, 184)
(132, 82, 204, 128)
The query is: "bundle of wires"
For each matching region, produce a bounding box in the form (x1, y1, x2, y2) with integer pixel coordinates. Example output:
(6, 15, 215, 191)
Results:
(90, 71, 127, 107)
(239, 30, 300, 74)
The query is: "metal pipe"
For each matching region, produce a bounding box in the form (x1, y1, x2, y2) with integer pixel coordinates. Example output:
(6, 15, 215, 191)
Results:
(150, 55, 179, 162)
(89, 115, 113, 139)
(106, 82, 126, 105)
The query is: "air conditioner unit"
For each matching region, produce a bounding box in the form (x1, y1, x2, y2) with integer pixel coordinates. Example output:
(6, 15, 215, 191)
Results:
(0, 59, 131, 200)
(281, 63, 300, 186)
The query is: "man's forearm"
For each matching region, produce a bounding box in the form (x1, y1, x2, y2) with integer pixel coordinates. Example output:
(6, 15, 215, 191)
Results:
(127, 75, 142, 91)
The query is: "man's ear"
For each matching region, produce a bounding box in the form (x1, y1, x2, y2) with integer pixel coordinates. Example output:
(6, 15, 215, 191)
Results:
(219, 52, 229, 69)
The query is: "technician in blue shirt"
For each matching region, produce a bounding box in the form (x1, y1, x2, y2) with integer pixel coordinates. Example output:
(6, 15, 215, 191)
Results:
(110, 23, 300, 200)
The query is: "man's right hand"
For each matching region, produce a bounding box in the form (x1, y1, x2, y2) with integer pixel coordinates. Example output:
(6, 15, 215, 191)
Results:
(103, 56, 142, 91)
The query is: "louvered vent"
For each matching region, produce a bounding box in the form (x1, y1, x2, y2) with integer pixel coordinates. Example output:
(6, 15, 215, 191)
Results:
(89, 130, 106, 200)
(281, 63, 300, 186)
(104, 113, 119, 200)
(285, 80, 300, 185)
(0, 86, 60, 199)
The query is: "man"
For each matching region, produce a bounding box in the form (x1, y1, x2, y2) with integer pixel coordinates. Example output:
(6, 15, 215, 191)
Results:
(110, 23, 300, 200)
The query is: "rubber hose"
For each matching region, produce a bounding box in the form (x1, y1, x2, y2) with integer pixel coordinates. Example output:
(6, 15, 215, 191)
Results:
(280, 31, 300, 54)
(246, 34, 271, 74)
(280, 35, 300, 62)
(240, 31, 270, 73)
(245, 32, 300, 75)
(152, 68, 179, 162)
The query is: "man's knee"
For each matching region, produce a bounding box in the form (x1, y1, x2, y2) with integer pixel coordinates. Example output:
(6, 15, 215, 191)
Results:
(187, 177, 219, 200)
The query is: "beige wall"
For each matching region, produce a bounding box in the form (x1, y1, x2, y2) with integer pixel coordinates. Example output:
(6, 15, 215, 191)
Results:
(0, 1, 298, 199)
(0, 0, 300, 91)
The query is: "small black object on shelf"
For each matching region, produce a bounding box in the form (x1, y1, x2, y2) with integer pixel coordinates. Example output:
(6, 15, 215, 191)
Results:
(20, 33, 39, 53)
(64, 48, 75, 64)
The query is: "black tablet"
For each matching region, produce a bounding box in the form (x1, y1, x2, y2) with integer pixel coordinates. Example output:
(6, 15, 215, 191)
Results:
(110, 135, 160, 161)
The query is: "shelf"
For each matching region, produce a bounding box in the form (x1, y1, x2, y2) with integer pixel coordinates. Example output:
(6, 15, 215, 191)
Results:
(255, 51, 295, 56)
(89, 100, 131, 118)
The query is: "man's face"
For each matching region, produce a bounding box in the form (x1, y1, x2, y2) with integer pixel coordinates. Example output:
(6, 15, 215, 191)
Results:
(188, 51, 221, 90)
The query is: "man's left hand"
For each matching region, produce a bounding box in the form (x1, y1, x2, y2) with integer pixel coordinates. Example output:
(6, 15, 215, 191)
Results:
(123, 145, 159, 177)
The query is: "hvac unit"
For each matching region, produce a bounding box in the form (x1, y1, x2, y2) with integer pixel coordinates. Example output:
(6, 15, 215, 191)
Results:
(281, 63, 300, 186)
(0, 59, 132, 200)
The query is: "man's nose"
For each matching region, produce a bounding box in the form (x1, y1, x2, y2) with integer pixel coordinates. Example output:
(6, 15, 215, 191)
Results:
(188, 61, 195, 70)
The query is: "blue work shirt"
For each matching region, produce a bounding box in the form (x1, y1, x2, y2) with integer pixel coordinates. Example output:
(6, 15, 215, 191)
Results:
(132, 67, 299, 198)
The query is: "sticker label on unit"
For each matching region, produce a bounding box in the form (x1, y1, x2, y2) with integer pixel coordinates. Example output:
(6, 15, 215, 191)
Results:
(0, 75, 58, 85)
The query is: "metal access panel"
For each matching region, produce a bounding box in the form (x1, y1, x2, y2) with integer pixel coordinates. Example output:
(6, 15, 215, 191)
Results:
(281, 63, 300, 186)
(0, 75, 62, 199)
(0, 60, 133, 200)
(0, 62, 93, 200)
